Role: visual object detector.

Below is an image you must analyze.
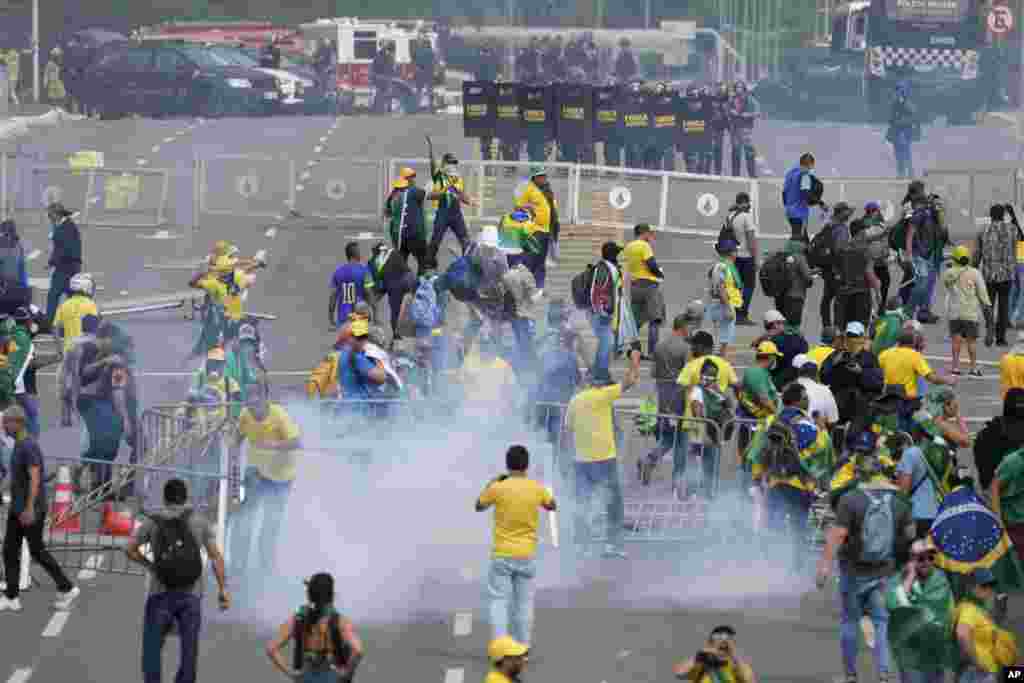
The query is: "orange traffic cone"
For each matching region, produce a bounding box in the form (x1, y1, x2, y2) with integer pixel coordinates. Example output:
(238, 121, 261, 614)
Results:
(100, 501, 136, 537)
(50, 466, 81, 532)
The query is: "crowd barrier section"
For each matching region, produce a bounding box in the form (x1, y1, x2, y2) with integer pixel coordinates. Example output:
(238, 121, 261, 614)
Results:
(198, 154, 296, 220)
(292, 157, 387, 222)
(923, 167, 1021, 229)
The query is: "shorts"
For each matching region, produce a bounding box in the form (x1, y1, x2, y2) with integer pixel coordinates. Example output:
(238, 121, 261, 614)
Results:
(630, 280, 666, 328)
(706, 302, 736, 345)
(949, 319, 979, 339)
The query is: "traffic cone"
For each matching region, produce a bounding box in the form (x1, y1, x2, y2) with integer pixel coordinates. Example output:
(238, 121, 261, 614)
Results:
(49, 466, 81, 532)
(100, 501, 137, 537)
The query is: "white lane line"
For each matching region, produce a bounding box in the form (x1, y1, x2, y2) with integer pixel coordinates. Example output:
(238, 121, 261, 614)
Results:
(26, 249, 40, 261)
(314, 146, 323, 154)
(319, 136, 328, 143)
(443, 668, 465, 683)
(77, 554, 104, 580)
(137, 159, 148, 166)
(41, 611, 70, 637)
(6, 669, 33, 683)
(296, 184, 305, 192)
(163, 137, 175, 143)
(307, 160, 317, 167)
(300, 171, 312, 181)
(453, 612, 473, 637)
(151, 146, 161, 153)
(265, 227, 278, 238)
(546, 485, 558, 548)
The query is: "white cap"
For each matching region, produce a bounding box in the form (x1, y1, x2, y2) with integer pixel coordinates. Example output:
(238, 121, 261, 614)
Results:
(478, 225, 499, 248)
(763, 310, 786, 324)
(792, 353, 815, 369)
(846, 321, 866, 337)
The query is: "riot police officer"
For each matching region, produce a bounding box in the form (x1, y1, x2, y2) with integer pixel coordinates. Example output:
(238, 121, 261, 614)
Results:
(708, 82, 731, 176)
(728, 81, 760, 178)
(624, 80, 646, 169)
(680, 85, 711, 175)
(614, 37, 639, 84)
(516, 38, 541, 83)
(476, 47, 501, 163)
(646, 82, 677, 171)
(543, 36, 567, 82)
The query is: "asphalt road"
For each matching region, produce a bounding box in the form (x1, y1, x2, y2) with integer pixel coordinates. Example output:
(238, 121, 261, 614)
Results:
(0, 112, 1017, 683)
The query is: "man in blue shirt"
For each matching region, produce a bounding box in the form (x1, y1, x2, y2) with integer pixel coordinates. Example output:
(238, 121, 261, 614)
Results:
(896, 423, 940, 540)
(783, 153, 824, 242)
(337, 318, 388, 403)
(329, 242, 371, 329)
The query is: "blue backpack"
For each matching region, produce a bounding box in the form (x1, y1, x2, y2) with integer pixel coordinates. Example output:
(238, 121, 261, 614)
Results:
(444, 243, 480, 303)
(409, 276, 441, 329)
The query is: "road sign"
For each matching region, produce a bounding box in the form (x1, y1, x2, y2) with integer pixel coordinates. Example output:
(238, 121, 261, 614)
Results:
(989, 6, 1013, 34)
(326, 179, 347, 201)
(697, 193, 720, 217)
(236, 175, 260, 198)
(609, 186, 632, 210)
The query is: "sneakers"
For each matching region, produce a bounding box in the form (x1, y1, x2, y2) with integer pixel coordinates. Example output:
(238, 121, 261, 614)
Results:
(54, 586, 80, 610)
(0, 596, 23, 612)
(969, 368, 983, 378)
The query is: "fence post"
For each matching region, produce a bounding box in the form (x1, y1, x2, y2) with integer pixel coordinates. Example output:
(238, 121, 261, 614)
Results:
(1, 151, 6, 222)
(288, 159, 297, 215)
(658, 172, 669, 229)
(968, 171, 976, 227)
(749, 177, 760, 230)
(476, 161, 485, 223)
(82, 168, 97, 225)
(571, 163, 582, 226)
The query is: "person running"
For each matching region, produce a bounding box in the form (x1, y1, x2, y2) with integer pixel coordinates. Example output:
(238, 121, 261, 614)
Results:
(476, 445, 556, 649)
(0, 405, 80, 612)
(329, 242, 372, 329)
(266, 573, 364, 682)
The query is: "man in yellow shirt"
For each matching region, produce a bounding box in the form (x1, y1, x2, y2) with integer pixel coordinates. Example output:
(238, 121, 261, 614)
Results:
(954, 568, 1016, 682)
(232, 381, 302, 577)
(673, 625, 756, 683)
(622, 224, 667, 359)
(1001, 328, 1024, 399)
(484, 637, 529, 683)
(190, 246, 264, 346)
(515, 167, 559, 291)
(878, 332, 956, 432)
(565, 346, 641, 558)
(476, 445, 556, 648)
(54, 273, 99, 425)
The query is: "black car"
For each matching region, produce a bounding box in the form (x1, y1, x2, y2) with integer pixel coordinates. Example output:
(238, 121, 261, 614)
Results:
(82, 42, 281, 119)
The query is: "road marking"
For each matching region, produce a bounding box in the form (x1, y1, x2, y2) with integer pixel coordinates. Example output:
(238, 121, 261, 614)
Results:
(151, 146, 160, 153)
(314, 146, 323, 154)
(300, 171, 312, 181)
(163, 137, 175, 143)
(443, 668, 465, 683)
(6, 669, 32, 683)
(307, 160, 317, 167)
(295, 184, 305, 192)
(453, 612, 473, 637)
(265, 227, 278, 238)
(26, 249, 40, 261)
(617, 650, 632, 659)
(77, 553, 104, 580)
(42, 611, 70, 637)
(319, 136, 328, 143)
(136, 159, 148, 166)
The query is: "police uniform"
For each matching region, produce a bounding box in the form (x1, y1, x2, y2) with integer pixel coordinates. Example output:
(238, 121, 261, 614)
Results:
(647, 84, 677, 171)
(476, 49, 500, 162)
(728, 84, 759, 178)
(708, 84, 731, 176)
(680, 88, 712, 174)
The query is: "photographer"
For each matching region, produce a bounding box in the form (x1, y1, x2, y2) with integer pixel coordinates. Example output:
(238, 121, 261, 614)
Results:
(673, 625, 756, 682)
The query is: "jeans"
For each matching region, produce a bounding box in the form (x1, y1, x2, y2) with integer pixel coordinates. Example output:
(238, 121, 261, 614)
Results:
(908, 256, 932, 318)
(892, 129, 914, 178)
(15, 393, 40, 437)
(838, 569, 890, 678)
(1011, 265, 1024, 325)
(682, 443, 720, 498)
(646, 424, 689, 491)
(229, 467, 291, 576)
(46, 268, 77, 324)
(142, 591, 202, 683)
(987, 280, 1012, 342)
(77, 396, 124, 496)
(706, 302, 736, 346)
(510, 317, 535, 375)
(524, 233, 551, 289)
(765, 485, 813, 570)
(428, 207, 470, 268)
(735, 256, 757, 318)
(300, 670, 342, 683)
(485, 556, 537, 646)
(574, 458, 625, 548)
(590, 313, 614, 384)
(926, 254, 942, 312)
(3, 512, 74, 599)
(901, 671, 945, 683)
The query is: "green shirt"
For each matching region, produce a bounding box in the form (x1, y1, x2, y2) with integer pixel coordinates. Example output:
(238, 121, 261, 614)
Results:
(886, 568, 956, 673)
(873, 311, 906, 356)
(996, 449, 1024, 525)
(739, 365, 777, 418)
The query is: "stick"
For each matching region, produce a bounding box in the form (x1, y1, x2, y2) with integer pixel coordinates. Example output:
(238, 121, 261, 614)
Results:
(425, 135, 436, 176)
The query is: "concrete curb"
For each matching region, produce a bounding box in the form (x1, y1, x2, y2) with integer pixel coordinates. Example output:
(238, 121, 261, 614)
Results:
(0, 108, 86, 141)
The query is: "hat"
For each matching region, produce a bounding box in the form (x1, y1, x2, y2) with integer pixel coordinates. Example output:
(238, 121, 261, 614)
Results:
(351, 319, 370, 338)
(764, 310, 786, 325)
(684, 300, 705, 321)
(969, 568, 997, 587)
(399, 167, 417, 179)
(478, 225, 500, 248)
(832, 201, 854, 217)
(690, 330, 715, 348)
(864, 201, 881, 212)
(792, 353, 816, 369)
(756, 341, 783, 357)
(717, 239, 738, 254)
(529, 165, 547, 178)
(952, 244, 970, 261)
(392, 179, 409, 190)
(846, 321, 866, 337)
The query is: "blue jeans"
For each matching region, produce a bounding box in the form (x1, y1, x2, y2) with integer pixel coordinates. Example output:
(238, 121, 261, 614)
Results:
(574, 458, 625, 548)
(510, 317, 536, 375)
(706, 302, 736, 346)
(229, 467, 291, 576)
(142, 591, 202, 683)
(838, 569, 891, 678)
(485, 556, 537, 646)
(892, 129, 914, 178)
(590, 312, 614, 384)
(1011, 264, 1024, 325)
(16, 393, 39, 437)
(957, 668, 996, 683)
(765, 484, 813, 569)
(77, 396, 124, 495)
(926, 254, 942, 312)
(646, 423, 689, 490)
(908, 256, 932, 317)
(300, 670, 341, 683)
(46, 268, 76, 324)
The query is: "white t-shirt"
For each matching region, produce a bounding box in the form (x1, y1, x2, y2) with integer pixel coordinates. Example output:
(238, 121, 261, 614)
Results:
(797, 377, 839, 425)
(730, 210, 759, 257)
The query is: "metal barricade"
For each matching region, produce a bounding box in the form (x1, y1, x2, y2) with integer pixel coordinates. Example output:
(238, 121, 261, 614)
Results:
(576, 165, 664, 230)
(924, 167, 1020, 229)
(199, 154, 296, 220)
(82, 167, 170, 228)
(293, 157, 386, 221)
(662, 171, 756, 235)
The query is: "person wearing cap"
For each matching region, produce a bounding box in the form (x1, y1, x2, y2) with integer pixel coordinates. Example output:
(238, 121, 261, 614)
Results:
(673, 625, 756, 682)
(738, 341, 782, 426)
(873, 298, 908, 357)
(817, 435, 913, 683)
(820, 321, 884, 426)
(383, 168, 429, 273)
(45, 202, 83, 324)
(815, 201, 856, 331)
(901, 181, 943, 325)
(808, 327, 838, 370)
(885, 536, 956, 683)
(752, 309, 809, 389)
(942, 243, 991, 377)
(515, 167, 559, 291)
(427, 152, 474, 269)
(794, 355, 839, 430)
(485, 636, 529, 683)
(782, 152, 824, 242)
(476, 446, 555, 649)
(588, 241, 624, 385)
(954, 568, 1018, 682)
(1000, 325, 1024, 398)
(189, 254, 262, 355)
(622, 224, 667, 358)
(717, 193, 760, 325)
(879, 331, 956, 431)
(565, 345, 641, 558)
(707, 239, 743, 358)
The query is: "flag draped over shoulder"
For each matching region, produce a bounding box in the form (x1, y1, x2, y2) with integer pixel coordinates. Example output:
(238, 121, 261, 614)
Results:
(931, 485, 1024, 592)
(885, 569, 956, 673)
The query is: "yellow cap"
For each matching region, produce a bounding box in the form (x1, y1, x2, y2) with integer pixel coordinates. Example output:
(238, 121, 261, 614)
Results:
(399, 167, 417, 179)
(488, 637, 528, 664)
(755, 341, 783, 356)
(351, 319, 369, 337)
(392, 179, 409, 189)
(952, 244, 970, 261)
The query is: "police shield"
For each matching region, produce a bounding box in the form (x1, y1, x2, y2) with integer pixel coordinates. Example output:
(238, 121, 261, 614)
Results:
(519, 84, 555, 141)
(593, 85, 621, 144)
(650, 92, 679, 148)
(556, 83, 593, 147)
(462, 81, 496, 139)
(495, 82, 522, 143)
(618, 90, 651, 147)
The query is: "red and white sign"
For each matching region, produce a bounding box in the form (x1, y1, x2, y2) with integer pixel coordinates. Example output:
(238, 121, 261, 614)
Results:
(988, 6, 1013, 34)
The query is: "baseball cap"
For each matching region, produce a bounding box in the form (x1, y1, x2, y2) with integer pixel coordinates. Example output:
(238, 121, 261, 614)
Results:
(952, 244, 970, 261)
(690, 330, 715, 348)
(865, 201, 881, 212)
(488, 637, 529, 664)
(717, 239, 739, 254)
(756, 341, 783, 357)
(529, 165, 547, 178)
(763, 310, 786, 325)
(792, 353, 816, 369)
(846, 321, 866, 337)
(399, 167, 417, 179)
(969, 568, 997, 587)
(351, 319, 370, 338)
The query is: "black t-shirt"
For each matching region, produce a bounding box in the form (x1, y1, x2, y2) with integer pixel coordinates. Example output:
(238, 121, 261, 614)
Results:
(10, 436, 45, 516)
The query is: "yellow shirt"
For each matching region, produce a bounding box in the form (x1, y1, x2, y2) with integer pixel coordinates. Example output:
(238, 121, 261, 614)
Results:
(478, 477, 554, 559)
(683, 658, 752, 683)
(515, 182, 555, 233)
(484, 671, 513, 683)
(55, 295, 99, 352)
(622, 239, 659, 282)
(878, 346, 933, 399)
(198, 270, 251, 320)
(955, 601, 1007, 673)
(677, 355, 739, 392)
(1002, 352, 1024, 399)
(1016, 239, 1024, 264)
(238, 403, 301, 482)
(807, 345, 835, 368)
(566, 384, 622, 462)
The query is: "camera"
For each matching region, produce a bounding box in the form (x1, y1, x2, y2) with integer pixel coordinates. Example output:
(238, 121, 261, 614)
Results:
(695, 651, 725, 668)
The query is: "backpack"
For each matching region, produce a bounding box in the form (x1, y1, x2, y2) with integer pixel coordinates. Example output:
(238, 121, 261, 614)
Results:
(809, 175, 824, 205)
(761, 418, 804, 479)
(570, 263, 596, 309)
(887, 215, 908, 252)
(759, 252, 790, 298)
(836, 243, 870, 290)
(716, 209, 743, 251)
(292, 606, 352, 672)
(807, 226, 836, 269)
(150, 512, 203, 590)
(445, 242, 481, 303)
(859, 489, 895, 563)
(409, 277, 440, 329)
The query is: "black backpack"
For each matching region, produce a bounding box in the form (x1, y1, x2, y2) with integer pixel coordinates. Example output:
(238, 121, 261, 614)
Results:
(807, 226, 836, 269)
(293, 606, 352, 672)
(836, 243, 870, 291)
(759, 252, 790, 298)
(571, 263, 596, 309)
(761, 418, 804, 480)
(716, 209, 743, 251)
(150, 512, 203, 591)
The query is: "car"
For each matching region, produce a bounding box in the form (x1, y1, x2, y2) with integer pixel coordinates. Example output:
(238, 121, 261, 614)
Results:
(204, 45, 330, 114)
(81, 42, 282, 119)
